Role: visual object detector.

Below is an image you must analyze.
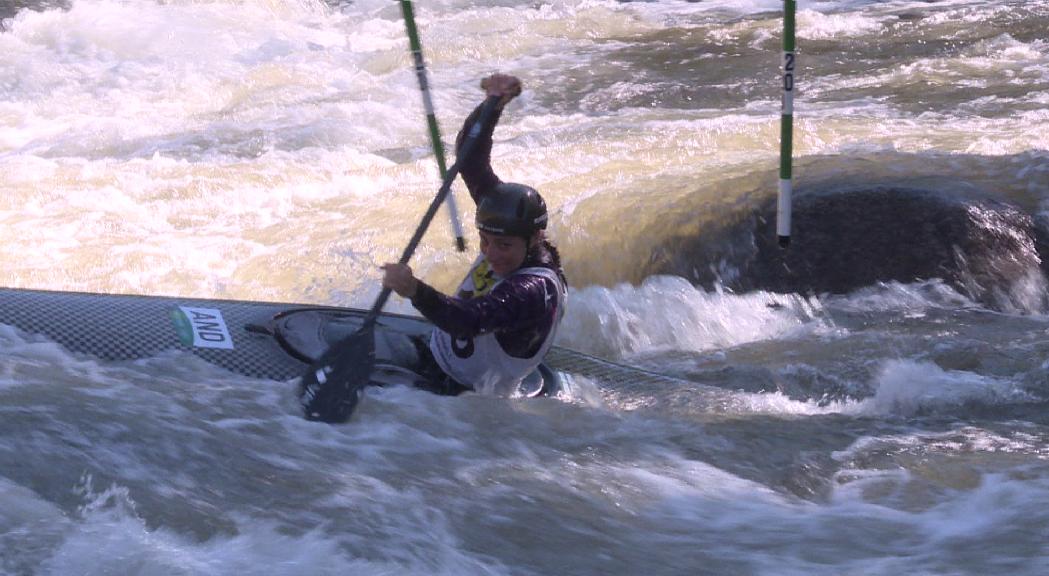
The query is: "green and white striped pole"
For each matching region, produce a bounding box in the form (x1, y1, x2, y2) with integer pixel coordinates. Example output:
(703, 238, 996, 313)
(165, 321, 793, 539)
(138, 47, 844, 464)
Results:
(400, 0, 467, 252)
(778, 0, 796, 249)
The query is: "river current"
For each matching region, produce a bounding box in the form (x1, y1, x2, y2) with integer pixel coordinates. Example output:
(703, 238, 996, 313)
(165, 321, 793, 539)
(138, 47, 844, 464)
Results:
(2, 0, 1048, 574)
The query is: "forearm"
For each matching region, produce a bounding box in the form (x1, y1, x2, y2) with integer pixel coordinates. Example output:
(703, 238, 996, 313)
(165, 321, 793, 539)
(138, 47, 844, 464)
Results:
(410, 280, 486, 337)
(455, 102, 504, 204)
(410, 278, 543, 338)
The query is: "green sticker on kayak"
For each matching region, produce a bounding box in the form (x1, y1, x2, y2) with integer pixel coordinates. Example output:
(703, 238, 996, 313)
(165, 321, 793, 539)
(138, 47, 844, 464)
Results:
(171, 306, 234, 350)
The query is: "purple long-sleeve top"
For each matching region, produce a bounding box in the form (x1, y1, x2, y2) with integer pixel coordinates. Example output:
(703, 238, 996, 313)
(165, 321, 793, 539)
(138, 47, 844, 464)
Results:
(409, 102, 566, 359)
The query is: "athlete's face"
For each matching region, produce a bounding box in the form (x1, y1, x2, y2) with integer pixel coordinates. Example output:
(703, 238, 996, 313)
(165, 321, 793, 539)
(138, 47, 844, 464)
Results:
(479, 230, 532, 277)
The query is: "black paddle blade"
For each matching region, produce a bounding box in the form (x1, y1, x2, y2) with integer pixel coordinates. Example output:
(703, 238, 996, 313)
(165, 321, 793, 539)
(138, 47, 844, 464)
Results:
(299, 327, 375, 423)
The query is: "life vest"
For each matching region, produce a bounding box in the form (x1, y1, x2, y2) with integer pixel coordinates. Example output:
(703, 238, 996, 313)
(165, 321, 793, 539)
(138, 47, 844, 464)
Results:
(429, 256, 566, 394)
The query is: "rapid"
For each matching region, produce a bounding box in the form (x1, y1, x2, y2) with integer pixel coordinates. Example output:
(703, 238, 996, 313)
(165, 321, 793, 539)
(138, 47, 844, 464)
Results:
(2, 0, 1049, 574)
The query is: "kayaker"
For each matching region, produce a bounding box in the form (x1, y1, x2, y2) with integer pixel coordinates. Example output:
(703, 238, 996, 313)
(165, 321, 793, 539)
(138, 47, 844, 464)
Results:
(381, 73, 567, 395)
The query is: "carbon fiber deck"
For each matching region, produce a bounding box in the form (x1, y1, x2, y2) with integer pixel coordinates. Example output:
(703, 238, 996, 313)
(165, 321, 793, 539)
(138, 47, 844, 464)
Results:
(0, 287, 682, 390)
(0, 288, 325, 380)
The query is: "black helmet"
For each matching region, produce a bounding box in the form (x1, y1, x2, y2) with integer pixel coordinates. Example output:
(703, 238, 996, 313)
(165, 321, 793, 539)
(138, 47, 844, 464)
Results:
(475, 182, 548, 237)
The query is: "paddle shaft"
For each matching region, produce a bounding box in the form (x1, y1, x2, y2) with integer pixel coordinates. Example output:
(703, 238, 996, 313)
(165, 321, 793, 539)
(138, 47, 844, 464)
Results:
(400, 0, 467, 252)
(362, 95, 501, 328)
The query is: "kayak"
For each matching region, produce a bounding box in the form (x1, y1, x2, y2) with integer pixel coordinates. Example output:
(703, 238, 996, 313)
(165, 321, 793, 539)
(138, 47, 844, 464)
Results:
(0, 286, 560, 397)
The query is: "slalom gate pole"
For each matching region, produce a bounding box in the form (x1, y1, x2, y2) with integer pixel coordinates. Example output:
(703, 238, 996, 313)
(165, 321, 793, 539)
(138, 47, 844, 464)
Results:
(778, 0, 796, 248)
(400, 0, 467, 252)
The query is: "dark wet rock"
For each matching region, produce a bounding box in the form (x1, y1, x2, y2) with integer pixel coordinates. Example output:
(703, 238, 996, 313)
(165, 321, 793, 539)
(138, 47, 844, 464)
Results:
(646, 187, 1049, 312)
(1, 1, 70, 22)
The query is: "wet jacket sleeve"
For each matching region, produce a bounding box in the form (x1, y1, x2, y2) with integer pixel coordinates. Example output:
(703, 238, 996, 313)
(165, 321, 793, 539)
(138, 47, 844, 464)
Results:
(455, 102, 505, 205)
(410, 273, 552, 338)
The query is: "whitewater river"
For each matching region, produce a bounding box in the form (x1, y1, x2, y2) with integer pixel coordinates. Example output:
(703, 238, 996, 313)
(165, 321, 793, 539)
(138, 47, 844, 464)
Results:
(2, 0, 1049, 574)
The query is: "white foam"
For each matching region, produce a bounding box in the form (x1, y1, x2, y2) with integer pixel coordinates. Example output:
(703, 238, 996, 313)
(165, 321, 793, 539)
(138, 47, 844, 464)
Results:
(734, 389, 835, 416)
(796, 8, 887, 40)
(850, 359, 1032, 416)
(35, 479, 386, 576)
(558, 275, 828, 359)
(574, 441, 1049, 574)
(827, 280, 975, 315)
(724, 355, 1036, 418)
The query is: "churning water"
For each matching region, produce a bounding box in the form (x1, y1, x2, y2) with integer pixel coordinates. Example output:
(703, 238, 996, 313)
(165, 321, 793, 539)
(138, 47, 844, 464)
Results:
(2, 0, 1049, 574)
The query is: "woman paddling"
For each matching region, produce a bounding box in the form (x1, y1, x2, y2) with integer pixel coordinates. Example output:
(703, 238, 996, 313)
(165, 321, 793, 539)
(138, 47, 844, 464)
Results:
(381, 73, 568, 395)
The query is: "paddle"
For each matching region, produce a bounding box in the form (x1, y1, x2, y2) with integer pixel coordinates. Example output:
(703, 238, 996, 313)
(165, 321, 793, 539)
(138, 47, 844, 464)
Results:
(399, 0, 467, 252)
(300, 95, 501, 423)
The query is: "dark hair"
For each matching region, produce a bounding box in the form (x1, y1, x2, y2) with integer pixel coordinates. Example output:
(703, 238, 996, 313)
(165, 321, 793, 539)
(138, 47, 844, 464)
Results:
(525, 237, 567, 287)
